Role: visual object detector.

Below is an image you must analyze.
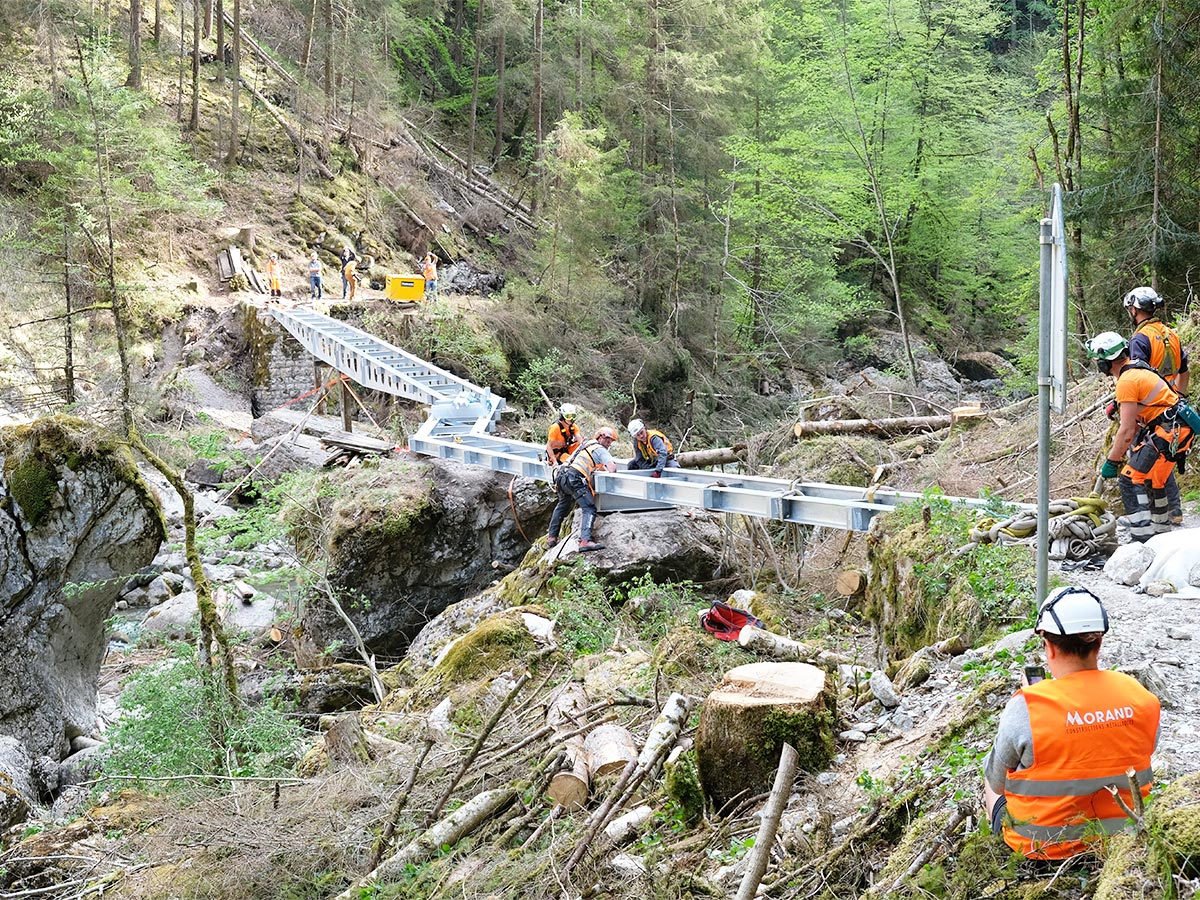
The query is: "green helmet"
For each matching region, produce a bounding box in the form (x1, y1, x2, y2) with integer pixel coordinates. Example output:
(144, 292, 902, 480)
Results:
(1085, 331, 1128, 360)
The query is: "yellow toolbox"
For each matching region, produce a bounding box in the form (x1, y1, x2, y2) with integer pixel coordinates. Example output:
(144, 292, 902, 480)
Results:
(386, 273, 425, 301)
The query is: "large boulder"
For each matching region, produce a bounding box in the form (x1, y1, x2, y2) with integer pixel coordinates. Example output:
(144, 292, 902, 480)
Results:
(0, 418, 164, 760)
(294, 455, 556, 656)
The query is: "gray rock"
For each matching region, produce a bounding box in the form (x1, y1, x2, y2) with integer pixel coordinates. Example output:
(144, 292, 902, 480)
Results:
(145, 575, 174, 604)
(839, 729, 868, 742)
(1165, 627, 1192, 641)
(869, 671, 901, 708)
(0, 421, 162, 760)
(1105, 543, 1156, 586)
(891, 711, 915, 732)
(142, 588, 284, 643)
(816, 772, 839, 786)
(161, 571, 186, 592)
(893, 649, 932, 690)
(58, 744, 103, 788)
(141, 590, 200, 642)
(0, 736, 33, 830)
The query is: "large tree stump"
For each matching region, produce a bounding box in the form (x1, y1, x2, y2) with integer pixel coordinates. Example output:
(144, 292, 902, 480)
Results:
(695, 662, 836, 811)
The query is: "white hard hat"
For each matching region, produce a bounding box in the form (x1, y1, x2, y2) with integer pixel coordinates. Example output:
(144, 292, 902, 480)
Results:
(1034, 586, 1109, 636)
(559, 403, 578, 419)
(627, 418, 645, 437)
(1085, 331, 1128, 361)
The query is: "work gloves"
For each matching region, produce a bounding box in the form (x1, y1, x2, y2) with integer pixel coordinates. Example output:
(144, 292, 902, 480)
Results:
(651, 471, 661, 478)
(1105, 401, 1118, 421)
(1100, 459, 1121, 479)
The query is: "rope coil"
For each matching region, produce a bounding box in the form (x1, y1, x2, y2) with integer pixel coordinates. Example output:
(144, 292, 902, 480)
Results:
(967, 495, 1118, 560)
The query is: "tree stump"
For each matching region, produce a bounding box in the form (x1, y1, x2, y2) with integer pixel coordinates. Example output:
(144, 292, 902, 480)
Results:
(836, 569, 866, 598)
(695, 662, 836, 811)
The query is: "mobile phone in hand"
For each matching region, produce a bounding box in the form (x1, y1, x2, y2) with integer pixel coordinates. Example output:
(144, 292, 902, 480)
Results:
(1024, 665, 1046, 685)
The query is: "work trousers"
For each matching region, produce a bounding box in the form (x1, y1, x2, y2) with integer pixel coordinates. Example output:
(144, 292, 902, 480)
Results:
(1119, 422, 1192, 541)
(310, 275, 322, 299)
(548, 469, 596, 542)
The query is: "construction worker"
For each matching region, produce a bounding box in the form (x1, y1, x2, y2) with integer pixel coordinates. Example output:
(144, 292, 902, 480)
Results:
(1088, 331, 1194, 542)
(546, 426, 618, 552)
(308, 251, 323, 300)
(422, 252, 439, 301)
(983, 586, 1159, 859)
(545, 403, 582, 468)
(266, 253, 282, 298)
(626, 418, 679, 477)
(340, 246, 358, 300)
(1123, 286, 1190, 525)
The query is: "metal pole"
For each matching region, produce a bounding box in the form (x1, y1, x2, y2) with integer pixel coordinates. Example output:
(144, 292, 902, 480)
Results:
(1037, 217, 1053, 609)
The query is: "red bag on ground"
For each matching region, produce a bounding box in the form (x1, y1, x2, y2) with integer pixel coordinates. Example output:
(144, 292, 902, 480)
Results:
(699, 600, 763, 641)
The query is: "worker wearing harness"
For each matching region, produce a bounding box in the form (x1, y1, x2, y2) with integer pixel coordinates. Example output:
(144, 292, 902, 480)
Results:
(546, 403, 582, 468)
(1088, 331, 1195, 542)
(626, 418, 679, 477)
(546, 427, 618, 552)
(1123, 287, 1190, 526)
(983, 586, 1159, 860)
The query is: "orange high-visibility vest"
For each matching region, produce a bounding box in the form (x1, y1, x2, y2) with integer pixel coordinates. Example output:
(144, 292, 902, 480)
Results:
(1002, 669, 1159, 859)
(635, 429, 673, 463)
(567, 440, 605, 491)
(1115, 364, 1178, 426)
(266, 259, 281, 289)
(1133, 318, 1183, 385)
(547, 421, 581, 464)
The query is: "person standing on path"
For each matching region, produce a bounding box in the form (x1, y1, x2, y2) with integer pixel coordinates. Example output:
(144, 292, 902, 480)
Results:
(983, 586, 1159, 859)
(308, 251, 323, 300)
(1123, 286, 1190, 526)
(546, 426, 618, 552)
(266, 253, 282, 298)
(422, 252, 439, 301)
(340, 246, 358, 300)
(1088, 330, 1194, 541)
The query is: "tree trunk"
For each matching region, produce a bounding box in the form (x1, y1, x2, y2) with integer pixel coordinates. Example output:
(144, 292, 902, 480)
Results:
(466, 0, 485, 183)
(695, 662, 834, 811)
(154, 0, 161, 44)
(452, 0, 465, 66)
(202, 0, 213, 37)
(675, 443, 747, 468)
(62, 219, 75, 405)
(530, 0, 543, 213)
(125, 0, 142, 87)
(323, 0, 333, 118)
(301, 0, 316, 71)
(190, 0, 201, 130)
(226, 0, 241, 165)
(492, 30, 506, 162)
(215, 0, 224, 86)
(793, 413, 973, 437)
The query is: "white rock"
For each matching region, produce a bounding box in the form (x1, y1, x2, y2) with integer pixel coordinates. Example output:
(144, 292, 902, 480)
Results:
(1105, 542, 1156, 586)
(1145, 580, 1175, 597)
(1166, 627, 1193, 641)
(610, 853, 648, 877)
(839, 729, 867, 742)
(816, 772, 838, 786)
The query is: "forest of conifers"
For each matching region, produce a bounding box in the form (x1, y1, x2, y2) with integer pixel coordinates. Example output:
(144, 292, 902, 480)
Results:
(1, 0, 1197, 384)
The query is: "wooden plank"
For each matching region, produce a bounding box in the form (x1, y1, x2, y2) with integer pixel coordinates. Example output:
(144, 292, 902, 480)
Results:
(320, 431, 396, 454)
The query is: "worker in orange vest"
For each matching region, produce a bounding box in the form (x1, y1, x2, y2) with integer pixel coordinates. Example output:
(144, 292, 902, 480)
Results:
(265, 253, 281, 298)
(422, 252, 439, 301)
(546, 426, 618, 552)
(1122, 287, 1190, 526)
(545, 403, 582, 468)
(1089, 330, 1194, 542)
(983, 587, 1159, 860)
(626, 418, 679, 477)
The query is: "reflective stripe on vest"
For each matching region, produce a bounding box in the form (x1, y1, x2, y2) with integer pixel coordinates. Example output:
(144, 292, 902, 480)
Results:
(1116, 365, 1177, 426)
(636, 429, 673, 461)
(1134, 318, 1182, 380)
(567, 440, 603, 483)
(1002, 670, 1159, 860)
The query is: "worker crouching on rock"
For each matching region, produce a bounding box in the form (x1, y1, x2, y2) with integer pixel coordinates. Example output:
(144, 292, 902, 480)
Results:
(626, 418, 679, 477)
(983, 586, 1160, 860)
(546, 426, 618, 552)
(1088, 330, 1194, 542)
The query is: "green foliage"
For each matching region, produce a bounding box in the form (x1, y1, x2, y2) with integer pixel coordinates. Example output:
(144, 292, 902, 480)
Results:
(100, 643, 302, 788)
(508, 348, 580, 413)
(408, 302, 509, 388)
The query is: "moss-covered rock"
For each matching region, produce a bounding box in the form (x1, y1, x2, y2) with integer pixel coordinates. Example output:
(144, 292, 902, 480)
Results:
(1149, 771, 1200, 879)
(419, 610, 537, 689)
(664, 749, 705, 827)
(1094, 832, 1161, 900)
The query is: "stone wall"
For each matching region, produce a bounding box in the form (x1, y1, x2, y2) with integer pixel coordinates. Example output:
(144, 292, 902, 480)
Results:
(242, 305, 322, 417)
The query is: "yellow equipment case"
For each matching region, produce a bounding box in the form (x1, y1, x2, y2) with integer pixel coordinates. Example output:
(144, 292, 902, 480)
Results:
(386, 274, 425, 301)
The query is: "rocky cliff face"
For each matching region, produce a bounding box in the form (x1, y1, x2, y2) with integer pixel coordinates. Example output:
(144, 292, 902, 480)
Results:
(0, 418, 164, 762)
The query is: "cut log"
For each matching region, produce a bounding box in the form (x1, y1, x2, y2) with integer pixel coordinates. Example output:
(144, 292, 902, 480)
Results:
(737, 624, 849, 667)
(836, 569, 866, 598)
(794, 414, 954, 438)
(324, 714, 371, 767)
(545, 682, 591, 809)
(583, 723, 637, 777)
(695, 662, 836, 811)
(603, 805, 653, 846)
(677, 443, 747, 469)
(337, 789, 518, 897)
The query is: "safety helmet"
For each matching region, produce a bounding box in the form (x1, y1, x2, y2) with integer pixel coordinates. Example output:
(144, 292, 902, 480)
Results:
(1085, 331, 1129, 361)
(1034, 586, 1109, 636)
(627, 418, 645, 437)
(595, 426, 617, 441)
(1122, 286, 1163, 311)
(559, 403, 578, 421)
(269, 253, 277, 260)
